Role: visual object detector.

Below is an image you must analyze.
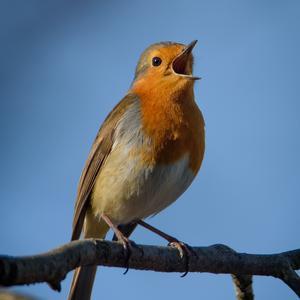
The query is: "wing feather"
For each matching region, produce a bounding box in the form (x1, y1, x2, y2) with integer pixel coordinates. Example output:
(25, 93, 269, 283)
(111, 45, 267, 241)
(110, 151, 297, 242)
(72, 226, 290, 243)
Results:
(71, 94, 139, 240)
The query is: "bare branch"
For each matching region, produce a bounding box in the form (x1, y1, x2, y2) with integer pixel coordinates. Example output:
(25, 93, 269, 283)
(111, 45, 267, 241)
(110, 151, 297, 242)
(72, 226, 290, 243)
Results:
(0, 240, 299, 297)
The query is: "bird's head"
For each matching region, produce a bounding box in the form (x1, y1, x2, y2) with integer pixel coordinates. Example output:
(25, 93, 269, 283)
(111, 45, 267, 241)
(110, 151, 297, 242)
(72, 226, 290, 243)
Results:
(131, 40, 199, 92)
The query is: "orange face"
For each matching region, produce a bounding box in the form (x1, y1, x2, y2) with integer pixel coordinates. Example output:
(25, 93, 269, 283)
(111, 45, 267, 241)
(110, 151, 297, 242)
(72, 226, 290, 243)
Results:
(132, 41, 199, 86)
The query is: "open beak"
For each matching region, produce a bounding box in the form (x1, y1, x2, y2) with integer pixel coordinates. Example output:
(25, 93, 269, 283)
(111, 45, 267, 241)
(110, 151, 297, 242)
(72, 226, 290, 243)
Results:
(172, 40, 200, 80)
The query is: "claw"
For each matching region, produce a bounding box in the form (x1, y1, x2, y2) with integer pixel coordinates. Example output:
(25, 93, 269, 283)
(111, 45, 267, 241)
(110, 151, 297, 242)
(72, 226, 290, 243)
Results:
(169, 241, 185, 258)
(119, 237, 141, 274)
(101, 214, 139, 274)
(136, 220, 196, 277)
(116, 235, 132, 274)
(168, 240, 195, 277)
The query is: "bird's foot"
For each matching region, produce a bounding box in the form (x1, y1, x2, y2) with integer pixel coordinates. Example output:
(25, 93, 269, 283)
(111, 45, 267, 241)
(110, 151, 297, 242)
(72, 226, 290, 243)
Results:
(101, 214, 139, 274)
(136, 220, 195, 277)
(115, 234, 137, 274)
(168, 239, 196, 277)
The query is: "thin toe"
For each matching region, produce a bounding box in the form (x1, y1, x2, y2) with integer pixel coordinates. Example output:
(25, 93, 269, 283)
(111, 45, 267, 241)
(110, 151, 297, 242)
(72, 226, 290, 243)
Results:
(168, 241, 194, 277)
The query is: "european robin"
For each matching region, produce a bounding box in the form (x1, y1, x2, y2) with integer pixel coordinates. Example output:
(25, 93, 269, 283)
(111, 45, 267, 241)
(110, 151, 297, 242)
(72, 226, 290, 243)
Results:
(68, 40, 205, 300)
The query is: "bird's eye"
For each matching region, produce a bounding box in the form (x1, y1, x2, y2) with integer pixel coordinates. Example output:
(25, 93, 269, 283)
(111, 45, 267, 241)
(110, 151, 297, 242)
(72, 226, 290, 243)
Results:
(152, 57, 162, 67)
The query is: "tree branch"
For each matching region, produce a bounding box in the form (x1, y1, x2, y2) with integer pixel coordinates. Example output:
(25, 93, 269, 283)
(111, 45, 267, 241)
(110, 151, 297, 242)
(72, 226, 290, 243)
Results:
(0, 239, 299, 297)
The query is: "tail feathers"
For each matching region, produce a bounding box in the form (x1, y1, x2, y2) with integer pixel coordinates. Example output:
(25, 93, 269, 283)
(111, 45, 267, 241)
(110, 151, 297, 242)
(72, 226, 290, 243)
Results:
(68, 210, 109, 300)
(68, 265, 97, 300)
(68, 212, 137, 300)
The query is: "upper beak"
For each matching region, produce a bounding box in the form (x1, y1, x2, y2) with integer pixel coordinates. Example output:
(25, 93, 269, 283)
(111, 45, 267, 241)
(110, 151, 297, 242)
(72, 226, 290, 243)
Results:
(183, 40, 198, 56)
(172, 40, 200, 80)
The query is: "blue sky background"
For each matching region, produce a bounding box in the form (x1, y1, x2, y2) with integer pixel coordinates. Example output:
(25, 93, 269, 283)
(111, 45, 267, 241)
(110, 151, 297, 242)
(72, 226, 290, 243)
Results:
(0, 1, 299, 299)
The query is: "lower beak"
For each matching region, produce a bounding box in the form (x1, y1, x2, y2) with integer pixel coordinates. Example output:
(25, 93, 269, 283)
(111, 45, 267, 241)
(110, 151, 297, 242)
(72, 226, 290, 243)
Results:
(172, 40, 200, 80)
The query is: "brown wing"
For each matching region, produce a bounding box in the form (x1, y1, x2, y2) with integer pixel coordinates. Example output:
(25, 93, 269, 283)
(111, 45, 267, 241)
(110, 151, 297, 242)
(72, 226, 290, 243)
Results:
(71, 94, 139, 240)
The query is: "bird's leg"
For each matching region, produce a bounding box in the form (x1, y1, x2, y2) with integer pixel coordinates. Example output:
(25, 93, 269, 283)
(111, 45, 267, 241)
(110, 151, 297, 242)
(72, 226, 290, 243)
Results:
(112, 222, 138, 242)
(137, 219, 195, 277)
(101, 214, 136, 273)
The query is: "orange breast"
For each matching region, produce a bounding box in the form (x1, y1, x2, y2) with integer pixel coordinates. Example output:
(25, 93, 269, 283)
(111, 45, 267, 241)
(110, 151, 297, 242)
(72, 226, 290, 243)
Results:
(132, 77, 205, 174)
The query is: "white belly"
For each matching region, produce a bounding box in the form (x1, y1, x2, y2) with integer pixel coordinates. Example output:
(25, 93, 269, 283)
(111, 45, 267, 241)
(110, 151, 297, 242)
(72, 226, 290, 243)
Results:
(91, 145, 195, 225)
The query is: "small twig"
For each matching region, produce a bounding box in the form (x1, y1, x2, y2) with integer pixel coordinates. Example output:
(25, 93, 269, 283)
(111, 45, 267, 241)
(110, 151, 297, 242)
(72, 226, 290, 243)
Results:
(0, 240, 299, 297)
(0, 291, 38, 300)
(232, 274, 254, 300)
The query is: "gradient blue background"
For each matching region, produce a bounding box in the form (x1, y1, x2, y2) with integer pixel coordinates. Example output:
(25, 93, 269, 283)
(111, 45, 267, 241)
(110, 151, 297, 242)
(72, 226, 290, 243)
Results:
(0, 1, 299, 299)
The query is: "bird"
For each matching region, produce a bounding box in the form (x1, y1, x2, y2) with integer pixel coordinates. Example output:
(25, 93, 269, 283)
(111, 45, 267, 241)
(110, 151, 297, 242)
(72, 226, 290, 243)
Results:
(68, 40, 205, 300)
